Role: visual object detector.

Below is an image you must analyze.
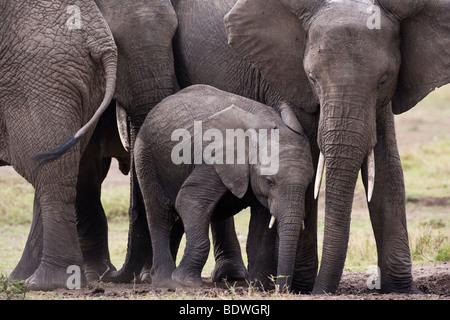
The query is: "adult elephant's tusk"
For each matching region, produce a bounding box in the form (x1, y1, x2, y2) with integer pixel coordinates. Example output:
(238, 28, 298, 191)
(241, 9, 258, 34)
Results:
(314, 152, 325, 200)
(367, 148, 375, 202)
(116, 102, 130, 152)
(269, 215, 276, 229)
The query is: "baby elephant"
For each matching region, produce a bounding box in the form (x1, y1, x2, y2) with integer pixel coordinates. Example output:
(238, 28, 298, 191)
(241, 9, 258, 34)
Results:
(135, 85, 313, 289)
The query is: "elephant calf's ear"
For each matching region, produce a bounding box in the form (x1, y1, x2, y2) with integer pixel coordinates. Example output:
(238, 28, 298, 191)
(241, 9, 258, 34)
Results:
(278, 102, 305, 135)
(202, 105, 276, 198)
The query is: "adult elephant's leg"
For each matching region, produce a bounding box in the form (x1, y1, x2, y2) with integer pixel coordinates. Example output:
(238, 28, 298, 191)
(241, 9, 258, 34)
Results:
(9, 197, 43, 281)
(211, 217, 248, 282)
(76, 119, 115, 281)
(106, 119, 152, 283)
(247, 204, 277, 290)
(361, 106, 418, 293)
(26, 150, 86, 290)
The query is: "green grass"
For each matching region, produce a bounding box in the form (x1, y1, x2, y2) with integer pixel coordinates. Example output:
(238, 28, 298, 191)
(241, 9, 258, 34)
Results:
(0, 173, 34, 226)
(401, 135, 450, 199)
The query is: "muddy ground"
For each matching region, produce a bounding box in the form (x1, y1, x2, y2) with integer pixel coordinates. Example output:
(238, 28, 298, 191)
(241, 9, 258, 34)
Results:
(30, 262, 448, 300)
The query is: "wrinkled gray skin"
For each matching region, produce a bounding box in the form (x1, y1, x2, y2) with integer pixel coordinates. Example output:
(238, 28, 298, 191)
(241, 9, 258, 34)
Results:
(224, 0, 450, 294)
(10, 0, 248, 287)
(92, 0, 180, 283)
(15, 0, 180, 284)
(174, 0, 450, 293)
(93, 1, 253, 285)
(173, 0, 320, 292)
(1, 0, 117, 290)
(135, 85, 313, 289)
(74, 104, 129, 281)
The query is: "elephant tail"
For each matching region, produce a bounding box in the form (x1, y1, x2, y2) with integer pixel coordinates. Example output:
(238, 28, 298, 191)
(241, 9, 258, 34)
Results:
(32, 52, 117, 171)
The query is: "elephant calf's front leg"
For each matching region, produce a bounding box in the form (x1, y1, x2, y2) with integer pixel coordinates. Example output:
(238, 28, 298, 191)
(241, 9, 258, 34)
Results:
(172, 165, 228, 287)
(211, 218, 248, 283)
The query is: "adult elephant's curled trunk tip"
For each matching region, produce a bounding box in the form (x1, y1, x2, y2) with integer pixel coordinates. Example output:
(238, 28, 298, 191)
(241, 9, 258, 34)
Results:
(31, 52, 117, 172)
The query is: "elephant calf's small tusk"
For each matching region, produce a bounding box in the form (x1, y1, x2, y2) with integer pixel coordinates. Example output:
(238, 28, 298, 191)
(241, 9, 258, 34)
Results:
(301, 220, 305, 231)
(314, 152, 325, 200)
(269, 215, 276, 229)
(367, 149, 375, 202)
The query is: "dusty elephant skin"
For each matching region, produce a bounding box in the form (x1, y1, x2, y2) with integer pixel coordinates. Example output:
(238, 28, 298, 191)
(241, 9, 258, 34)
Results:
(0, 1, 118, 290)
(134, 85, 314, 290)
(224, 0, 450, 294)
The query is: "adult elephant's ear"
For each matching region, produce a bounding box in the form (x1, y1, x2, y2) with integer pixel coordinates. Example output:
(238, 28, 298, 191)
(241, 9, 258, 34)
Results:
(224, 0, 320, 114)
(379, 0, 450, 114)
(202, 105, 276, 198)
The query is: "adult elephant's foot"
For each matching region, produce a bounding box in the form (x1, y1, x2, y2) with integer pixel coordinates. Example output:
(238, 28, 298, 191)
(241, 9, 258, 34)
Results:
(150, 265, 177, 288)
(25, 262, 87, 291)
(171, 266, 202, 288)
(211, 259, 248, 283)
(138, 259, 153, 283)
(9, 260, 38, 282)
(380, 283, 421, 294)
(83, 258, 116, 282)
(380, 275, 421, 294)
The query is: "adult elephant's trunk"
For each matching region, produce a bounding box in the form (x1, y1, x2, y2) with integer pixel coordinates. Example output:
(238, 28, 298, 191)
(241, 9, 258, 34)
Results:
(312, 102, 376, 294)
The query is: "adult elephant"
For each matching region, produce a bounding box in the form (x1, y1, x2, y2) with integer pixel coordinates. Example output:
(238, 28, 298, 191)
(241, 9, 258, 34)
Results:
(88, 0, 180, 283)
(173, 0, 450, 293)
(224, 0, 450, 294)
(30, 0, 179, 283)
(172, 0, 320, 292)
(0, 0, 117, 290)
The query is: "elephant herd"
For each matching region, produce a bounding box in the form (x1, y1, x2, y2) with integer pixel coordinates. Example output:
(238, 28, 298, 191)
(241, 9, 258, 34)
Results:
(0, 0, 448, 294)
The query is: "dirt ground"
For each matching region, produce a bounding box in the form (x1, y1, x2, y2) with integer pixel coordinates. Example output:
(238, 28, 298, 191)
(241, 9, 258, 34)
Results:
(29, 262, 447, 300)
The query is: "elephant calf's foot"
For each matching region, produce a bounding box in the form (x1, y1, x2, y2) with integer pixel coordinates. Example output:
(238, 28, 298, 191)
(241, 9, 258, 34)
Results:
(26, 263, 86, 291)
(211, 260, 248, 283)
(172, 266, 203, 288)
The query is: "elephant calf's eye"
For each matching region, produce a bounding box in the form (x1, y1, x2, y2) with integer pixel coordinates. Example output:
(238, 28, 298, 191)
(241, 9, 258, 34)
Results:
(266, 176, 275, 188)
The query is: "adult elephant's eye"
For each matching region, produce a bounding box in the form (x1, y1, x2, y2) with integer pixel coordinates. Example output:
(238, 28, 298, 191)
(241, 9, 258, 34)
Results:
(266, 176, 275, 188)
(378, 75, 388, 88)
